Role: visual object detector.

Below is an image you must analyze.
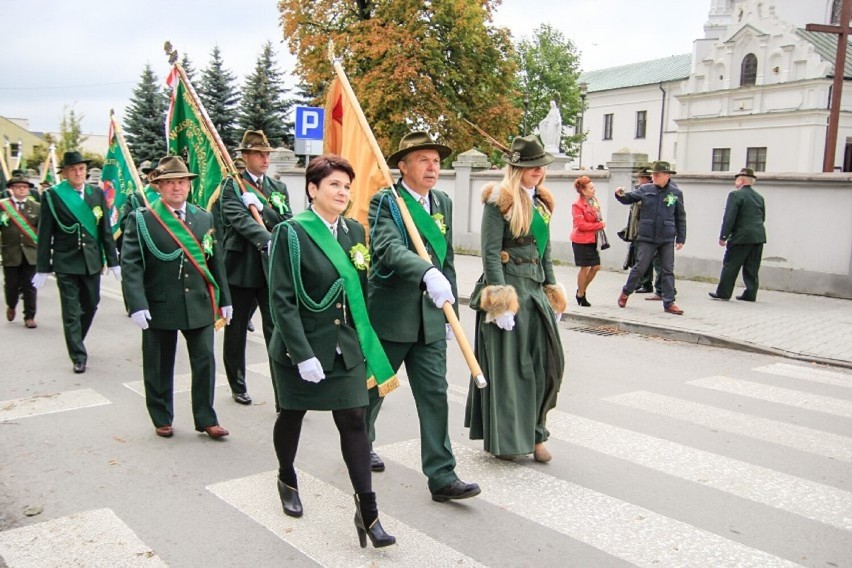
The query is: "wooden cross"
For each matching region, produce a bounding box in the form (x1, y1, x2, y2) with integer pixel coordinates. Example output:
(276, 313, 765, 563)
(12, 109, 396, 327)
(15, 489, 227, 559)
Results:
(806, 0, 852, 172)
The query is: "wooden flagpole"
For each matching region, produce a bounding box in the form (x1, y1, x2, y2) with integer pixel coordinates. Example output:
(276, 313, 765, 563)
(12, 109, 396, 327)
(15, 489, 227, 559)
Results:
(328, 42, 486, 389)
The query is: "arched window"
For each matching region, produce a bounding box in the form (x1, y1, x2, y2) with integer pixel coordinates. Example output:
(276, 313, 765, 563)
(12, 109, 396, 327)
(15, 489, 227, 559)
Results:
(740, 53, 757, 86)
(831, 0, 841, 24)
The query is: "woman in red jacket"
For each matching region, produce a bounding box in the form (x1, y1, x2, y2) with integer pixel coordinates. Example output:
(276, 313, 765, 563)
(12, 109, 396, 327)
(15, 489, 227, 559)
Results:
(570, 176, 605, 306)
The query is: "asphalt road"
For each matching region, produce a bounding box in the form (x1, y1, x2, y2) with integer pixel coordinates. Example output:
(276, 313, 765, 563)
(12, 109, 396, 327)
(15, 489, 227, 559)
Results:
(0, 275, 849, 567)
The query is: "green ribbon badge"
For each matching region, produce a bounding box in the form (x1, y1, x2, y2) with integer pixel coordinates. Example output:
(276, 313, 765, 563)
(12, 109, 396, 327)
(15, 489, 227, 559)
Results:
(349, 243, 370, 270)
(432, 212, 447, 235)
(664, 193, 678, 207)
(535, 204, 551, 224)
(92, 206, 104, 222)
(202, 232, 214, 257)
(269, 192, 289, 215)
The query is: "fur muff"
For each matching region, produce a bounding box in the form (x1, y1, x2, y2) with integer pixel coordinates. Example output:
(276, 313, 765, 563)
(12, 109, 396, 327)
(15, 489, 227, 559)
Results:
(481, 182, 556, 221)
(543, 283, 567, 315)
(479, 284, 520, 323)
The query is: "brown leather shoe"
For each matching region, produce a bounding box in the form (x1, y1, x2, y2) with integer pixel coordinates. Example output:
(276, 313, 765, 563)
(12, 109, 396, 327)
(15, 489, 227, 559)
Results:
(24, 319, 37, 329)
(203, 425, 230, 439)
(6, 307, 14, 321)
(664, 304, 684, 315)
(155, 425, 174, 438)
(617, 293, 629, 308)
(533, 443, 552, 463)
(645, 294, 663, 301)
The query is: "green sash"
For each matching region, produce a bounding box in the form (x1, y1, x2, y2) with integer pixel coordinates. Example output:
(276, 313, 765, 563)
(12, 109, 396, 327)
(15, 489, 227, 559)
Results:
(235, 174, 268, 205)
(292, 210, 398, 396)
(0, 199, 38, 244)
(399, 189, 447, 268)
(53, 181, 99, 239)
(530, 205, 550, 258)
(147, 200, 220, 317)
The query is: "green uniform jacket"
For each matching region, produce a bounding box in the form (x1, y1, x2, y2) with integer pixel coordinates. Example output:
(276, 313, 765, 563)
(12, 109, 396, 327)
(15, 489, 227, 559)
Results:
(268, 217, 366, 372)
(0, 198, 39, 266)
(719, 185, 766, 244)
(120, 204, 231, 331)
(36, 184, 119, 275)
(221, 172, 292, 288)
(367, 185, 458, 345)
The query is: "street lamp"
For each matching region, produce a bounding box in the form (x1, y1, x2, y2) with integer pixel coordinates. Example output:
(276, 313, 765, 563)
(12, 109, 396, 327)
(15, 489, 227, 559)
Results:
(578, 82, 588, 169)
(523, 94, 530, 136)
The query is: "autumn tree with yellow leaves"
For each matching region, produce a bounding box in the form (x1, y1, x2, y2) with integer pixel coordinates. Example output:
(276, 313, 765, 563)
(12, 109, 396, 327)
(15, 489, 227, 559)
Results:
(278, 0, 522, 159)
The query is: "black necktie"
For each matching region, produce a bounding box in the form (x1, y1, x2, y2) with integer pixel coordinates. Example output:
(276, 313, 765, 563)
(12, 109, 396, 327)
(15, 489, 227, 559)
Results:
(18, 201, 25, 212)
(175, 210, 184, 221)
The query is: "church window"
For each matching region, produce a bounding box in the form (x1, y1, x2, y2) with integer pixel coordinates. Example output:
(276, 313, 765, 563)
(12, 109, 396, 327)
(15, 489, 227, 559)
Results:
(712, 148, 730, 171)
(635, 111, 647, 139)
(746, 147, 767, 171)
(603, 114, 613, 140)
(831, 0, 841, 24)
(740, 54, 758, 86)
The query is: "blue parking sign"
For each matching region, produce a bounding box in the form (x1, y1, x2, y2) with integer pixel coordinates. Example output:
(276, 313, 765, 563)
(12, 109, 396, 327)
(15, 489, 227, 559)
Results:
(294, 106, 324, 140)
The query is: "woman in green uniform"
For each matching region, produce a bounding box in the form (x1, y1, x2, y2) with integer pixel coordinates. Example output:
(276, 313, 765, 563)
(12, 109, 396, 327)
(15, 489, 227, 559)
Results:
(267, 155, 396, 548)
(465, 135, 566, 462)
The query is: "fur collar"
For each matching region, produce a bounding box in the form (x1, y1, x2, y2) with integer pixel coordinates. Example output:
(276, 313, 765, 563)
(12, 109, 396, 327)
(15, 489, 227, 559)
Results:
(480, 182, 555, 218)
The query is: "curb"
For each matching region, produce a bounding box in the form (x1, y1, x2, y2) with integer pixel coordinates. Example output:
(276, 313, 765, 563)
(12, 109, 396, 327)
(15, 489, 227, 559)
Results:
(459, 296, 852, 370)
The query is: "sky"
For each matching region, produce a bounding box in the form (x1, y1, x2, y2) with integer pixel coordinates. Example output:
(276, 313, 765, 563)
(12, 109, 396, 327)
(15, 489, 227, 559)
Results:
(0, 0, 710, 136)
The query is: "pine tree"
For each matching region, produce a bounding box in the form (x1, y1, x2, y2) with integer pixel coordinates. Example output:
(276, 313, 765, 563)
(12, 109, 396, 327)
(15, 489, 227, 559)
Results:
(180, 53, 197, 84)
(198, 45, 241, 151)
(237, 42, 292, 148)
(124, 64, 167, 162)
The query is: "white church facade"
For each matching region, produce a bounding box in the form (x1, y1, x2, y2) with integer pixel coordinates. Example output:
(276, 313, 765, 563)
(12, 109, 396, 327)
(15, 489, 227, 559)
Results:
(575, 0, 851, 173)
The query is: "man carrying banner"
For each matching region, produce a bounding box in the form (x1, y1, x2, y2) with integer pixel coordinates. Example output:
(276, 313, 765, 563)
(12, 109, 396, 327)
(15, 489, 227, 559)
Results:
(1, 174, 40, 328)
(220, 130, 292, 406)
(120, 156, 233, 439)
(365, 132, 481, 502)
(34, 151, 121, 373)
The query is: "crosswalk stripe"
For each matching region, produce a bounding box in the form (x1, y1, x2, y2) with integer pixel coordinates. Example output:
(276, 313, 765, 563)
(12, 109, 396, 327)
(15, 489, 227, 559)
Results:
(688, 376, 852, 418)
(207, 469, 487, 568)
(604, 391, 852, 462)
(0, 388, 110, 422)
(754, 363, 852, 388)
(545, 412, 852, 530)
(247, 363, 270, 377)
(378, 440, 801, 568)
(0, 508, 167, 567)
(123, 373, 228, 397)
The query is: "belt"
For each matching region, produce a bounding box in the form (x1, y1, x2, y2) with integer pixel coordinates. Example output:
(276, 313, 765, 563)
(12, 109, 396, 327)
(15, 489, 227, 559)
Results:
(507, 256, 539, 265)
(502, 236, 536, 248)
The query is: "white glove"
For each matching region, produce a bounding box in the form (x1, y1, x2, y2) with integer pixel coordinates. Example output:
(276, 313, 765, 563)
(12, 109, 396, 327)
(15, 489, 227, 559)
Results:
(297, 357, 325, 383)
(110, 266, 122, 282)
(32, 273, 50, 289)
(422, 267, 455, 309)
(445, 323, 454, 341)
(241, 192, 264, 212)
(130, 310, 151, 330)
(220, 305, 233, 325)
(494, 311, 516, 331)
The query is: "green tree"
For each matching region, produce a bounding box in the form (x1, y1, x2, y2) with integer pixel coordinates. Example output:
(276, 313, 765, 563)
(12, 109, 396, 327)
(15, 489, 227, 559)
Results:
(57, 105, 88, 155)
(180, 53, 197, 84)
(515, 24, 583, 155)
(237, 42, 292, 148)
(198, 45, 241, 151)
(124, 63, 167, 162)
(279, 0, 521, 158)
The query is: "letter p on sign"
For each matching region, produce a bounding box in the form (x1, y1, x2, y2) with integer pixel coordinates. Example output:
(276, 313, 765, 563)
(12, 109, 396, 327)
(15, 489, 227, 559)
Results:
(294, 106, 324, 140)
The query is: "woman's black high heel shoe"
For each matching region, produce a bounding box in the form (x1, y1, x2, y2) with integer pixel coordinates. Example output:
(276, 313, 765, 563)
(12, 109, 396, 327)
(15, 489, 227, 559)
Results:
(576, 293, 591, 307)
(277, 478, 303, 517)
(354, 492, 396, 548)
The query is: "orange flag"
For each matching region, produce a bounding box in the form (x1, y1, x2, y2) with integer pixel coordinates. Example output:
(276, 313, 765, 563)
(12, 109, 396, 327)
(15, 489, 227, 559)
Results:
(324, 76, 388, 229)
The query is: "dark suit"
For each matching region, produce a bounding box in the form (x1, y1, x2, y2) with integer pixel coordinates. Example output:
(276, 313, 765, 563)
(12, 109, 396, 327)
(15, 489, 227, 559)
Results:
(0, 198, 39, 319)
(366, 184, 460, 493)
(121, 204, 232, 430)
(220, 172, 291, 397)
(715, 184, 766, 300)
(36, 183, 119, 364)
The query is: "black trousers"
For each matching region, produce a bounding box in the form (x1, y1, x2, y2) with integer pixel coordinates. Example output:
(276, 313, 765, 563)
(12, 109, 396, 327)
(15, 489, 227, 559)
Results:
(716, 243, 763, 300)
(223, 284, 276, 397)
(55, 272, 101, 363)
(3, 259, 36, 319)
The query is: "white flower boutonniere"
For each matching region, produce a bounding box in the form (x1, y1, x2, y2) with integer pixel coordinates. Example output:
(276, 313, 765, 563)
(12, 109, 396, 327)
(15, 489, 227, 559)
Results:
(202, 232, 215, 257)
(432, 212, 447, 235)
(349, 243, 370, 271)
(92, 206, 103, 222)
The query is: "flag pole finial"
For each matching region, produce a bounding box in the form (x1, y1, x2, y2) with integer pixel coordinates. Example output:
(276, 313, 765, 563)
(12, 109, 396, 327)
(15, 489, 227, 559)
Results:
(164, 41, 178, 65)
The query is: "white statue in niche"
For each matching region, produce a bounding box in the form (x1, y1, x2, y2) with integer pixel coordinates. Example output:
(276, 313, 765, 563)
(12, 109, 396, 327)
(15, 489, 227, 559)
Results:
(538, 99, 562, 153)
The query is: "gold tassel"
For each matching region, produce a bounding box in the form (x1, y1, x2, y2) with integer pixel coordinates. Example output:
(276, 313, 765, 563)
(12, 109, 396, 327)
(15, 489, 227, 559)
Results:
(213, 317, 226, 331)
(377, 376, 399, 397)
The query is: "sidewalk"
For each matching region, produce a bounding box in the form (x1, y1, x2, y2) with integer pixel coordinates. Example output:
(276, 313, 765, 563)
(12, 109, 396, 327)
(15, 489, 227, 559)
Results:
(454, 254, 852, 369)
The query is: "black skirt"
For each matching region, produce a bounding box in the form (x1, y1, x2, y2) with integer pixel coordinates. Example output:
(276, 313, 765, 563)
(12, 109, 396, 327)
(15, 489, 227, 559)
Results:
(572, 242, 600, 267)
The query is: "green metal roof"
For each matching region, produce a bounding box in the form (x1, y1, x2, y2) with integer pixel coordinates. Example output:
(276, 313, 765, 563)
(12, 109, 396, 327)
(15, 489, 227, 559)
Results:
(796, 28, 852, 79)
(579, 54, 692, 93)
